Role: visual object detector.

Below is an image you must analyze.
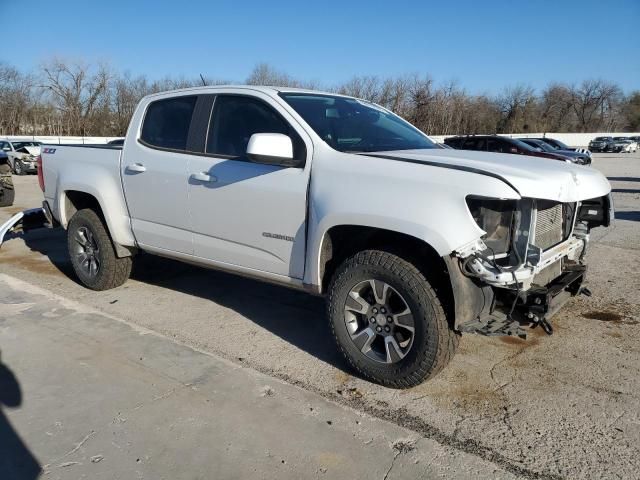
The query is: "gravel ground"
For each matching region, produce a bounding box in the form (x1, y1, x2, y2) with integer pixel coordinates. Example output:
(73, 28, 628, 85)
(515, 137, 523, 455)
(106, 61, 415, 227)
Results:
(1, 152, 639, 479)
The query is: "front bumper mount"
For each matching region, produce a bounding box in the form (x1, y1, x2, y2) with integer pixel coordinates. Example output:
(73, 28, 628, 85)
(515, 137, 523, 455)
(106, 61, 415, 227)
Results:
(459, 264, 587, 339)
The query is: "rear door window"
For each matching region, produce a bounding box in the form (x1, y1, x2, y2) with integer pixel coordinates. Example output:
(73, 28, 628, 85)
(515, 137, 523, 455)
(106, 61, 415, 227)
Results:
(140, 96, 197, 151)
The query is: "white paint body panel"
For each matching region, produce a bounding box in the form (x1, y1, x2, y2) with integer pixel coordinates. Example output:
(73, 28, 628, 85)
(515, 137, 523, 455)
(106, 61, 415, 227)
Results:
(40, 86, 613, 291)
(42, 146, 136, 249)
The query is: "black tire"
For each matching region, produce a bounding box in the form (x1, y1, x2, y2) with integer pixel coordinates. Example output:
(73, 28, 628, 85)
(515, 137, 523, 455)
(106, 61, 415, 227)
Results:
(0, 185, 14, 207)
(0, 164, 14, 207)
(13, 160, 24, 176)
(67, 209, 132, 290)
(327, 249, 458, 388)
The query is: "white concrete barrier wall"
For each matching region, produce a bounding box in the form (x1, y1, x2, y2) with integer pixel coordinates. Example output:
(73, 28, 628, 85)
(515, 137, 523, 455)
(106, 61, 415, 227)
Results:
(3, 133, 639, 149)
(430, 133, 640, 148)
(1, 135, 121, 144)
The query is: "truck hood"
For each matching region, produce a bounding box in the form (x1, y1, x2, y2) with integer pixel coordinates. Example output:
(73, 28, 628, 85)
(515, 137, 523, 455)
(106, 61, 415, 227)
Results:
(364, 149, 611, 202)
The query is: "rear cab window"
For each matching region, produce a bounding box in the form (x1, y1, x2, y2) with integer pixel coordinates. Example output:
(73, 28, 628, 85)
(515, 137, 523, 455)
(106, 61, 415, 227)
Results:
(140, 96, 197, 151)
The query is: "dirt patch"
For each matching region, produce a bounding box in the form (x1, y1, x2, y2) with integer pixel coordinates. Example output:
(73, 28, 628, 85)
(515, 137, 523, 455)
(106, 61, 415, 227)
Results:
(499, 335, 542, 348)
(582, 310, 639, 325)
(1, 253, 63, 276)
(1, 206, 25, 216)
(605, 331, 623, 338)
(583, 311, 624, 322)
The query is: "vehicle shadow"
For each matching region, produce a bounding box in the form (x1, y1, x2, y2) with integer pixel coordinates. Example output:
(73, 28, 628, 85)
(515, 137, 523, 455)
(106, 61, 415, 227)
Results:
(0, 352, 41, 480)
(129, 253, 351, 372)
(18, 229, 352, 375)
(615, 211, 640, 222)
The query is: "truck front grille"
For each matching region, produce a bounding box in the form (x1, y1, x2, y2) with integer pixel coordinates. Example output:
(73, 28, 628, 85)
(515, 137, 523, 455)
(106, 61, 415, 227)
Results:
(535, 203, 564, 250)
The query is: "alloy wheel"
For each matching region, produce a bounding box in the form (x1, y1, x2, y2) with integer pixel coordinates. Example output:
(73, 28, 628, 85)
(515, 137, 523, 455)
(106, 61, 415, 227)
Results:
(344, 279, 415, 364)
(72, 226, 101, 277)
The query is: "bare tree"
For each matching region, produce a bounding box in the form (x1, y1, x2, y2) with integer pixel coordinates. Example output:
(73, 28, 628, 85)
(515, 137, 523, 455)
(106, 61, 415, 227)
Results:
(496, 84, 536, 133)
(0, 63, 34, 135)
(0, 59, 636, 138)
(40, 59, 111, 136)
(570, 79, 622, 132)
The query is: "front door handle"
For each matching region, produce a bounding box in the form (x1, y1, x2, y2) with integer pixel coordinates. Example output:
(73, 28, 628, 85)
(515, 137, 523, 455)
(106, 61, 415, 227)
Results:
(125, 163, 146, 173)
(190, 172, 218, 183)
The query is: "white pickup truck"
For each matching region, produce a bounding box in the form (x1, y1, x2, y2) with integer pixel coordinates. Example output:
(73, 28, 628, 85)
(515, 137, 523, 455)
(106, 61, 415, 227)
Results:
(32, 86, 612, 387)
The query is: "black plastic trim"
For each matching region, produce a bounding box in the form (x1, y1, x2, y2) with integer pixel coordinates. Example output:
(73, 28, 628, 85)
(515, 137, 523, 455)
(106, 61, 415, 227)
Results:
(47, 144, 123, 150)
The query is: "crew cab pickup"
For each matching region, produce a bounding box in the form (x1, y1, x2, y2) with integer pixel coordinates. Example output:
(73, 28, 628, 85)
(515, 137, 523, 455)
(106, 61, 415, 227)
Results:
(36, 86, 613, 387)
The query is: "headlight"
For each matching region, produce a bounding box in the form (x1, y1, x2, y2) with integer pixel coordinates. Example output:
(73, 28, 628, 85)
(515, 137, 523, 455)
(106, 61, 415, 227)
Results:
(465, 197, 517, 254)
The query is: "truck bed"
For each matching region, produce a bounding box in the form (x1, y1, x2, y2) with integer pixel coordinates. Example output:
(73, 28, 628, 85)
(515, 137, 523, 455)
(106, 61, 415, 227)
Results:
(40, 143, 134, 249)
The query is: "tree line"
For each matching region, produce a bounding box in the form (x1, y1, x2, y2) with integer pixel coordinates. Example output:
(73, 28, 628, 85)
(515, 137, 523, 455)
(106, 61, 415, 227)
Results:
(1, 60, 638, 138)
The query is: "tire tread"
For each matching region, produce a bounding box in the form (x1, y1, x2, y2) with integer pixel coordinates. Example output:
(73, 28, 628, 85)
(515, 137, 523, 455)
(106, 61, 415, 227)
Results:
(68, 209, 132, 290)
(328, 249, 458, 388)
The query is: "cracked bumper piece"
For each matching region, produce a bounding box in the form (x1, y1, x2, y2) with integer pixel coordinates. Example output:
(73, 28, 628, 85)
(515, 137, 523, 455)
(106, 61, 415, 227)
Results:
(463, 236, 586, 290)
(0, 207, 48, 248)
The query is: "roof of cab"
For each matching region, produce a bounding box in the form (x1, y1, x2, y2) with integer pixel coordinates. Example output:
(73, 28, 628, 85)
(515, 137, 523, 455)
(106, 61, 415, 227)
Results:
(143, 85, 355, 100)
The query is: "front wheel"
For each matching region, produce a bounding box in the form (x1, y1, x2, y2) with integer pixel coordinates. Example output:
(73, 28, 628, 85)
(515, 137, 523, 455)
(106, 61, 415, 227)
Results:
(67, 209, 132, 290)
(13, 160, 24, 175)
(327, 250, 458, 388)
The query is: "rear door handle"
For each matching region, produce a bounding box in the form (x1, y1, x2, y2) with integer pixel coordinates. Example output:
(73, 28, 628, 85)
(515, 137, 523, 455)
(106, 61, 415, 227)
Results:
(190, 172, 218, 183)
(125, 163, 146, 173)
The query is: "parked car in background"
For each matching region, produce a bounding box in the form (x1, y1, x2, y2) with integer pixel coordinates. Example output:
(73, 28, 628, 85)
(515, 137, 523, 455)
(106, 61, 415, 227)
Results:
(612, 137, 638, 153)
(532, 137, 591, 158)
(444, 135, 574, 162)
(588, 137, 615, 153)
(0, 139, 42, 175)
(0, 151, 15, 207)
(518, 138, 591, 165)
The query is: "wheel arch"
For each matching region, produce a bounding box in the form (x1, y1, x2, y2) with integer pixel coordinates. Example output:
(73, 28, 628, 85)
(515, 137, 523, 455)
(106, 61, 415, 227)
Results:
(62, 189, 134, 258)
(315, 224, 456, 329)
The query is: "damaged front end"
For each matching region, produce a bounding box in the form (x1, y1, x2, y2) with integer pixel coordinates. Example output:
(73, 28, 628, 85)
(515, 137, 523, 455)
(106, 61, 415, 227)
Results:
(449, 193, 613, 338)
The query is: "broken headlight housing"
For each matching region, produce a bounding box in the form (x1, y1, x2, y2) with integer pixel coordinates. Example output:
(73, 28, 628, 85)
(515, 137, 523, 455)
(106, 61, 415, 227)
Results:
(465, 196, 518, 255)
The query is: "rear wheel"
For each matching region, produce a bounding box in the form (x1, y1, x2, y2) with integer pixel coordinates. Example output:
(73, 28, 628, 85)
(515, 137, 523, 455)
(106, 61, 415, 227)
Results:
(67, 209, 132, 290)
(327, 249, 458, 388)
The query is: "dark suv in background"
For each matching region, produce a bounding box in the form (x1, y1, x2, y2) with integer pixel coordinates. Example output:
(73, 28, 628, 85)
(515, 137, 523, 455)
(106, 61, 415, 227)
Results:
(588, 137, 615, 152)
(518, 138, 591, 165)
(444, 135, 573, 162)
(532, 137, 591, 157)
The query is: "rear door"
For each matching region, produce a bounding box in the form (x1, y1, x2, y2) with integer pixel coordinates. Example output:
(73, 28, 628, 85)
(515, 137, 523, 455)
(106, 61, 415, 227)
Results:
(186, 92, 312, 278)
(121, 94, 197, 254)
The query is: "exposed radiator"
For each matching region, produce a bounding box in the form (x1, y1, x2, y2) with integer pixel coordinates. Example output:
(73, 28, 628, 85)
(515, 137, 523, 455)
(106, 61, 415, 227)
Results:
(535, 203, 564, 250)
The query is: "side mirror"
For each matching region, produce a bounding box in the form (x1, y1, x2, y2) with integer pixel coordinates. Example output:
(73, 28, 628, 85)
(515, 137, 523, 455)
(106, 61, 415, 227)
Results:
(246, 133, 300, 168)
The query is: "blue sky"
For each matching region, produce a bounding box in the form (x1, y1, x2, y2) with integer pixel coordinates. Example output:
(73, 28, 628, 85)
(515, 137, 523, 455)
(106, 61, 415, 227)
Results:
(3, 0, 639, 93)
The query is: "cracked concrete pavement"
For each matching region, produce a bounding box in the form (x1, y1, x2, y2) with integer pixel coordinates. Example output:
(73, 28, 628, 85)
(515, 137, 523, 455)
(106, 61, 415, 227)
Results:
(1, 152, 639, 478)
(0, 275, 516, 479)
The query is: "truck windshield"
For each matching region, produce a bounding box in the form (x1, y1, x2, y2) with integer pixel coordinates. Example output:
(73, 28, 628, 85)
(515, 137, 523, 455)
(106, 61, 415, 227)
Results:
(280, 93, 437, 153)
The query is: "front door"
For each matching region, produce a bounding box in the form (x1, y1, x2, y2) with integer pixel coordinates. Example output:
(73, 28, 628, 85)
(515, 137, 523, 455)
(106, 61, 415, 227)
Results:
(187, 93, 311, 278)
